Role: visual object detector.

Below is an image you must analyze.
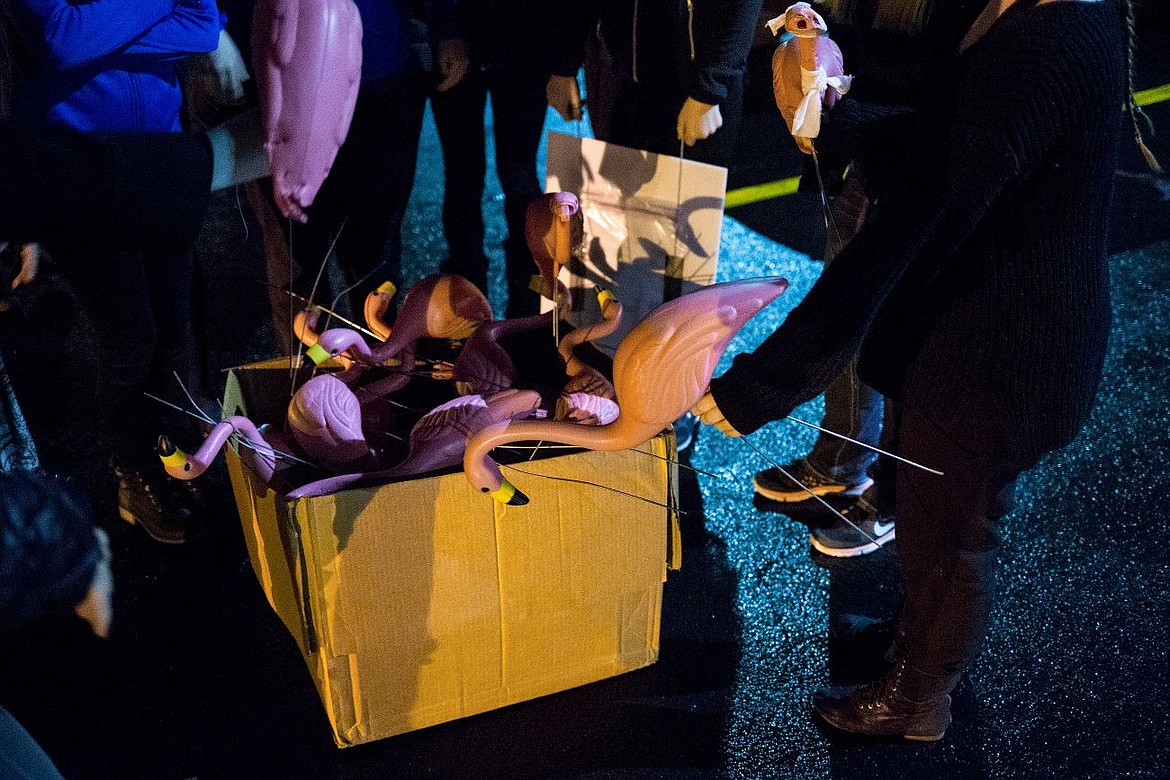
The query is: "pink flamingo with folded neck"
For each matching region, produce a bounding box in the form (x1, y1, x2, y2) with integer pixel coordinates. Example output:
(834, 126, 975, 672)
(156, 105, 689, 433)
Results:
(157, 416, 303, 491)
(286, 388, 542, 499)
(526, 191, 581, 342)
(464, 278, 789, 504)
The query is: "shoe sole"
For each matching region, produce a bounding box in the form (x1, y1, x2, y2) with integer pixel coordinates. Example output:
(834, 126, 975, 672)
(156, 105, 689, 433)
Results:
(810, 526, 895, 558)
(814, 708, 947, 741)
(117, 506, 187, 545)
(753, 475, 873, 503)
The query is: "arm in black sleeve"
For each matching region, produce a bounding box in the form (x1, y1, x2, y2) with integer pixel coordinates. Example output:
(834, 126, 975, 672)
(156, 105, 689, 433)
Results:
(688, 0, 764, 105)
(0, 123, 213, 254)
(709, 17, 1088, 434)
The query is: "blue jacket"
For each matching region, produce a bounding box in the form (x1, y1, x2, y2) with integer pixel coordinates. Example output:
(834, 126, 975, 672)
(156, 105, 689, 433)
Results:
(8, 0, 222, 132)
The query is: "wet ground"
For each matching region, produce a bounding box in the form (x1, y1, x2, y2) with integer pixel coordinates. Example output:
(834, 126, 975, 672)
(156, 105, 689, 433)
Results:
(2, 19, 1169, 780)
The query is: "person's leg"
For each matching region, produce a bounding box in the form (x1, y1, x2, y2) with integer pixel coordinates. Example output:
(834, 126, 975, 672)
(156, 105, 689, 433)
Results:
(895, 402, 1020, 680)
(61, 248, 202, 543)
(297, 70, 427, 319)
(432, 68, 490, 292)
(489, 63, 549, 316)
(805, 171, 882, 483)
(815, 396, 1023, 739)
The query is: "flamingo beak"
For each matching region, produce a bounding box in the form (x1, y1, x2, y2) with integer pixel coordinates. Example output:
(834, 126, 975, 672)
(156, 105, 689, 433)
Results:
(489, 477, 529, 506)
(157, 435, 190, 474)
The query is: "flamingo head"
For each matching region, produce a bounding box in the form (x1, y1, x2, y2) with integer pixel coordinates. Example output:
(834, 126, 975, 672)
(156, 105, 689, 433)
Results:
(549, 191, 579, 223)
(158, 434, 202, 479)
(783, 2, 827, 38)
(308, 327, 372, 366)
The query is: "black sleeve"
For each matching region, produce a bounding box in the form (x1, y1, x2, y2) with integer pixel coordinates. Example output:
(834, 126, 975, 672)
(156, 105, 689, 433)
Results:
(0, 123, 213, 254)
(688, 0, 764, 105)
(709, 14, 1090, 435)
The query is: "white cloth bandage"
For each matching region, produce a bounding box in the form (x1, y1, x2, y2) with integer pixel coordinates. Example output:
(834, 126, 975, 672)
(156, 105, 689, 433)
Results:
(792, 66, 852, 139)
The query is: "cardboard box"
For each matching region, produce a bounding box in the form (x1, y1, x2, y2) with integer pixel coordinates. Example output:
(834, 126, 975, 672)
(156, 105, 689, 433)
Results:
(221, 362, 681, 747)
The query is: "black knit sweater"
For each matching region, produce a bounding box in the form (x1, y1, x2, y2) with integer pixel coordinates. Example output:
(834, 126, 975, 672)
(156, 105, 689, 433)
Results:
(711, 0, 1124, 464)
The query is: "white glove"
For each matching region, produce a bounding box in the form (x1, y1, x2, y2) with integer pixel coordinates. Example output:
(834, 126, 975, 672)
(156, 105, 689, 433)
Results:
(435, 38, 470, 92)
(691, 391, 741, 438)
(676, 97, 723, 146)
(547, 74, 583, 121)
(207, 29, 249, 105)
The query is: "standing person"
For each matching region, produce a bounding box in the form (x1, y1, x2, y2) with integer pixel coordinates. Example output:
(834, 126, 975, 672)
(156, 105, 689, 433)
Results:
(2, 0, 228, 544)
(753, 0, 982, 557)
(284, 0, 462, 321)
(431, 0, 551, 317)
(545, 0, 764, 169)
(695, 0, 1149, 739)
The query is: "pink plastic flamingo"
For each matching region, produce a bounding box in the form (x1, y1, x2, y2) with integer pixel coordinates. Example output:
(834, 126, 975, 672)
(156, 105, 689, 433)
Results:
(451, 311, 554, 396)
(555, 289, 622, 418)
(252, 0, 363, 222)
(286, 388, 542, 499)
(768, 2, 850, 153)
(363, 281, 398, 340)
(285, 373, 398, 472)
(524, 192, 581, 300)
(157, 416, 302, 489)
(309, 274, 492, 369)
(464, 278, 790, 504)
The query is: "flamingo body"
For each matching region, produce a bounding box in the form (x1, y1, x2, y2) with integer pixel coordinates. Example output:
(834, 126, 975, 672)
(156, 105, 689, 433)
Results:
(464, 278, 789, 503)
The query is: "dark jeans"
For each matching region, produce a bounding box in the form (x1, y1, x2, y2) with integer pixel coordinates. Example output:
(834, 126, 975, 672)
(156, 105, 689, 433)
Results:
(62, 246, 199, 467)
(892, 397, 1027, 680)
(805, 170, 883, 484)
(292, 70, 426, 318)
(431, 62, 547, 309)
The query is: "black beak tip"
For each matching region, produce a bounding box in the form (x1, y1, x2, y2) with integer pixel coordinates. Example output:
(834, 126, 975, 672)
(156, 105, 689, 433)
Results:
(507, 489, 530, 507)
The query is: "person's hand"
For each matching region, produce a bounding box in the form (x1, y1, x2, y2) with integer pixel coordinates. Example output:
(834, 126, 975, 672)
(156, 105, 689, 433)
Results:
(547, 74, 582, 121)
(435, 38, 470, 92)
(207, 29, 249, 105)
(677, 98, 723, 146)
(74, 528, 113, 639)
(11, 243, 41, 289)
(691, 390, 741, 437)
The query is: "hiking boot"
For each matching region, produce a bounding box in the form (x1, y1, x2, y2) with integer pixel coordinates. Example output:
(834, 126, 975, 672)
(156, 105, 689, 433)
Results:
(753, 459, 873, 503)
(113, 462, 207, 545)
(812, 659, 957, 741)
(810, 497, 895, 557)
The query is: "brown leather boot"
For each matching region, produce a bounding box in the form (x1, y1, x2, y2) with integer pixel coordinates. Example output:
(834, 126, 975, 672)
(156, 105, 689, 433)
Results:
(812, 659, 958, 741)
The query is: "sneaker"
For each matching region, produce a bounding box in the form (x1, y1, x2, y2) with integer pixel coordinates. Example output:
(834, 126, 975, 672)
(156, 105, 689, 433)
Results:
(753, 459, 873, 503)
(810, 498, 895, 557)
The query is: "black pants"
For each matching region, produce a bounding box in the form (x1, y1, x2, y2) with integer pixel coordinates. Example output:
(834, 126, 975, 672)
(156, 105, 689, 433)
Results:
(431, 62, 547, 308)
(291, 69, 426, 318)
(891, 398, 1030, 680)
(63, 246, 199, 468)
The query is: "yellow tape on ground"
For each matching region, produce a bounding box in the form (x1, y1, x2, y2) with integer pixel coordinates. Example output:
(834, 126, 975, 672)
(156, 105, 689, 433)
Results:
(725, 176, 801, 208)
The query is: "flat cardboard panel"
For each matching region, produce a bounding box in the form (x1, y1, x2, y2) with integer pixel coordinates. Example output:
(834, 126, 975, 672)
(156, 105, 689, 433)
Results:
(546, 132, 727, 356)
(223, 364, 678, 747)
